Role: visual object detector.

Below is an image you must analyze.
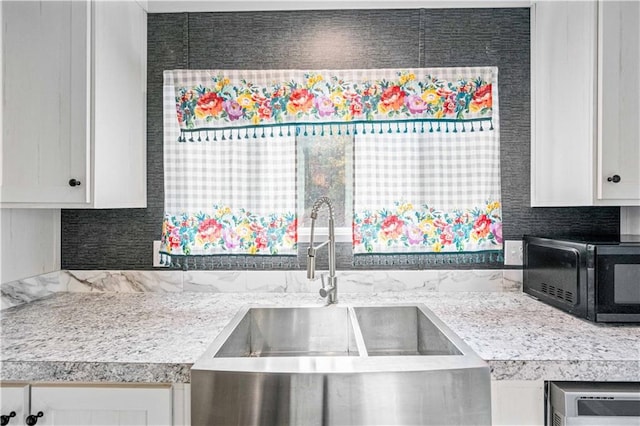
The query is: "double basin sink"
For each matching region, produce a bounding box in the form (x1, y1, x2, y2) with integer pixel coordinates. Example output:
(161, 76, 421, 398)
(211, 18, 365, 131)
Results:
(191, 304, 491, 425)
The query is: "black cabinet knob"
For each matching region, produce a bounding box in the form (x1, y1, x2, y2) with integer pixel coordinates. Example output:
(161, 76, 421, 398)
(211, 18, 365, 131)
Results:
(0, 411, 16, 426)
(68, 178, 81, 187)
(25, 412, 43, 426)
(607, 174, 621, 183)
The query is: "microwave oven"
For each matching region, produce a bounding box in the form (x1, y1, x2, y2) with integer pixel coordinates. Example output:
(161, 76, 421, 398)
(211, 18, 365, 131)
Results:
(548, 382, 640, 426)
(523, 235, 640, 323)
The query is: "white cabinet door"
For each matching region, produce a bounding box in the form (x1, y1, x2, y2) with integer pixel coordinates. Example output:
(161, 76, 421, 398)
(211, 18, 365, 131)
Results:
(1, 1, 90, 205)
(532, 0, 640, 206)
(491, 380, 544, 426)
(531, 1, 598, 207)
(91, 0, 147, 208)
(1, 0, 147, 208)
(29, 385, 172, 426)
(0, 384, 28, 426)
(598, 1, 640, 202)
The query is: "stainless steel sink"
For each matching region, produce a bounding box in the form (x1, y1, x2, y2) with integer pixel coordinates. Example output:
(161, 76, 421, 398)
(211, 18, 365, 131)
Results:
(215, 306, 360, 357)
(192, 304, 491, 425)
(353, 305, 462, 356)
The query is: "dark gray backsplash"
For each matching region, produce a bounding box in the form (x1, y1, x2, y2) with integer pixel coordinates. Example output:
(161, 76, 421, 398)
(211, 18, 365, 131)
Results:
(61, 8, 619, 270)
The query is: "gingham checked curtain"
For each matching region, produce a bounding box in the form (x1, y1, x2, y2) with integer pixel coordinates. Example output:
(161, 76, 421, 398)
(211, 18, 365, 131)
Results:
(161, 67, 501, 257)
(161, 71, 297, 256)
(352, 67, 502, 255)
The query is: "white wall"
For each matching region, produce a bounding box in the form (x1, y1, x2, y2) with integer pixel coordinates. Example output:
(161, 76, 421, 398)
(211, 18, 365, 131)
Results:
(621, 206, 640, 235)
(1, 209, 60, 284)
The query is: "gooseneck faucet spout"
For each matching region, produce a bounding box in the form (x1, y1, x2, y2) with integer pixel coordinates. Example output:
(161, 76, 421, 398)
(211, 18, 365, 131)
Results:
(307, 197, 337, 304)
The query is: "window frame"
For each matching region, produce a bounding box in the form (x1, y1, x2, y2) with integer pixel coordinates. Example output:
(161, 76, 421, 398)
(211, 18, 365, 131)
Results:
(296, 133, 353, 243)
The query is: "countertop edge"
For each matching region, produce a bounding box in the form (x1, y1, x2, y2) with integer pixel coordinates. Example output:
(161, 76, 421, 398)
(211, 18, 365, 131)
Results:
(2, 359, 639, 384)
(0, 361, 192, 384)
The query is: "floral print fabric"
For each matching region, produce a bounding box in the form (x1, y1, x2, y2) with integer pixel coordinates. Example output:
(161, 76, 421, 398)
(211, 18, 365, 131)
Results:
(162, 205, 297, 255)
(163, 71, 297, 257)
(353, 201, 502, 254)
(351, 66, 501, 255)
(172, 68, 494, 138)
(164, 68, 501, 257)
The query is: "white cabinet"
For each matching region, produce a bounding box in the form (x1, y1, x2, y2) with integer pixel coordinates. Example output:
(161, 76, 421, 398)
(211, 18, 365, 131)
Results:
(531, 1, 640, 206)
(0, 384, 171, 426)
(491, 380, 545, 426)
(597, 1, 640, 202)
(29, 385, 172, 426)
(0, 0, 147, 208)
(0, 384, 28, 426)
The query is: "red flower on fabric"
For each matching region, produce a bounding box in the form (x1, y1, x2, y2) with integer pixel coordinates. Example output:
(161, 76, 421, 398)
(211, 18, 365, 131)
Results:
(169, 235, 181, 249)
(440, 226, 454, 245)
(195, 92, 224, 118)
(286, 219, 298, 240)
(258, 102, 272, 119)
(433, 218, 449, 229)
(471, 84, 492, 110)
(287, 88, 314, 113)
(379, 86, 406, 113)
(255, 234, 268, 249)
(349, 98, 364, 116)
(472, 214, 492, 239)
(381, 215, 404, 240)
(198, 218, 222, 242)
(352, 224, 362, 245)
(436, 86, 453, 98)
(443, 98, 456, 115)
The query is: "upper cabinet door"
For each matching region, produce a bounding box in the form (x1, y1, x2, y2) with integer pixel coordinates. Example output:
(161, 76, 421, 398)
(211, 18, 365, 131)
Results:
(1, 1, 90, 204)
(598, 1, 640, 202)
(91, 0, 147, 208)
(1, 0, 147, 208)
(531, 1, 598, 206)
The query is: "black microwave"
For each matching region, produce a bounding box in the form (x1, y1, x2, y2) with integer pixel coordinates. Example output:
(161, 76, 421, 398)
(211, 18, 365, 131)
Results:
(523, 235, 640, 323)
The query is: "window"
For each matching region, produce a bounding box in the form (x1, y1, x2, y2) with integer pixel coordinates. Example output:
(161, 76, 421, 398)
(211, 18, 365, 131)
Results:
(297, 134, 353, 242)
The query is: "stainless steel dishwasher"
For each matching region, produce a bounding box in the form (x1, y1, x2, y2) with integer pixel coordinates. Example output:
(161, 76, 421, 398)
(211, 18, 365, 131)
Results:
(548, 382, 640, 425)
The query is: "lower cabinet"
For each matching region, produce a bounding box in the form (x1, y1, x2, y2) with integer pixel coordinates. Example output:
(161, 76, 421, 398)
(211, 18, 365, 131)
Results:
(0, 384, 28, 426)
(491, 380, 545, 426)
(0, 383, 172, 426)
(3, 380, 544, 425)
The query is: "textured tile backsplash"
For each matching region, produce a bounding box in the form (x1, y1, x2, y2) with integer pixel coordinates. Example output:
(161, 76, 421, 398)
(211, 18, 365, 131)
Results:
(61, 8, 620, 271)
(1, 269, 522, 310)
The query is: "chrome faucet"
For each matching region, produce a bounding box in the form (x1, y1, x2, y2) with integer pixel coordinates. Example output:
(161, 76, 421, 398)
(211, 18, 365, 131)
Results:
(307, 197, 337, 304)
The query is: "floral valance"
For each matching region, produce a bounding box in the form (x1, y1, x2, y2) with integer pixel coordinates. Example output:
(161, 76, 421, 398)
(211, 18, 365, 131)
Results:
(172, 67, 495, 141)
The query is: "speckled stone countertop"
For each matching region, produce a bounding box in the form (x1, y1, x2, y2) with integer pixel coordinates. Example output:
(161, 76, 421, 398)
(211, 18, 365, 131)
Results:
(1, 292, 638, 383)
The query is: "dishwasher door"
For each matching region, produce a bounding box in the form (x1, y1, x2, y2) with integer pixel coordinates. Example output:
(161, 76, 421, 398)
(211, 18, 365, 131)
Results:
(548, 382, 640, 426)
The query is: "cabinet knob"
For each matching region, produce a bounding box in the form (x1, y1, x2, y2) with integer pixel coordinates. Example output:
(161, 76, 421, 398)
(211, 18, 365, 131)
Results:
(25, 412, 43, 426)
(68, 178, 81, 187)
(0, 411, 16, 426)
(607, 174, 621, 183)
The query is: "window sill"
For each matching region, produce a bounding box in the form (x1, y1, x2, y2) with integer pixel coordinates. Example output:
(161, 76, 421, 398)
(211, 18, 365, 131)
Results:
(298, 227, 352, 243)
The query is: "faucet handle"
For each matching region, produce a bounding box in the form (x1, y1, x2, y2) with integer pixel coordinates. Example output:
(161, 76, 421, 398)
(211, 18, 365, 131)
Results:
(306, 247, 316, 280)
(319, 274, 330, 298)
(318, 274, 336, 299)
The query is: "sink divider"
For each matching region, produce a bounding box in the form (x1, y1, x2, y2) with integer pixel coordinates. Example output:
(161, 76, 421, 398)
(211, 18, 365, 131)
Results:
(347, 307, 369, 357)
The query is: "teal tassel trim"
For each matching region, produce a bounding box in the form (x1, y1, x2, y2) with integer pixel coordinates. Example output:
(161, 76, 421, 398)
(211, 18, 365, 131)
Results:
(177, 118, 495, 143)
(352, 250, 504, 267)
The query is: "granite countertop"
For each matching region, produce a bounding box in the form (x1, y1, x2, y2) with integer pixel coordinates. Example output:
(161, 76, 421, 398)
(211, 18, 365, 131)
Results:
(1, 291, 638, 384)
